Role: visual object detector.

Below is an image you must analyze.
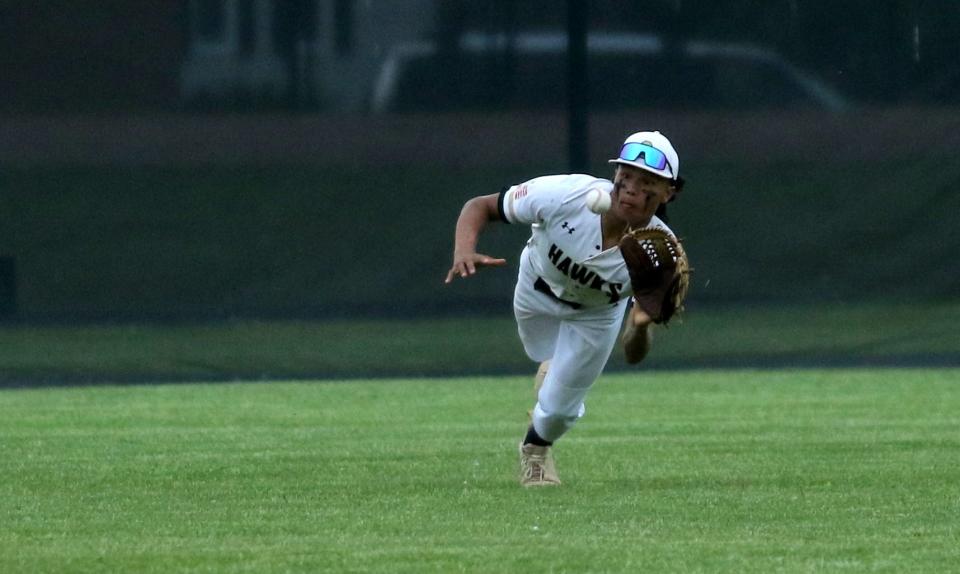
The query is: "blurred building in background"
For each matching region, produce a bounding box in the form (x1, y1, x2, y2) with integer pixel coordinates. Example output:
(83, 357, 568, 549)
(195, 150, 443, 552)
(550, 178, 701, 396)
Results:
(3, 0, 960, 114)
(1, 1, 959, 323)
(179, 0, 433, 111)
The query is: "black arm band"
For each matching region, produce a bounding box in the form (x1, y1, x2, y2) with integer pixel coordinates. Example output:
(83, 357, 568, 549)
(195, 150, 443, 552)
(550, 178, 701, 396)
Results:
(497, 186, 511, 223)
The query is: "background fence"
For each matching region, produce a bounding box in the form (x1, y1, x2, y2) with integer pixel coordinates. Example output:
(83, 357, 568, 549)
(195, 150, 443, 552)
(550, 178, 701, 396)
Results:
(1, 0, 958, 325)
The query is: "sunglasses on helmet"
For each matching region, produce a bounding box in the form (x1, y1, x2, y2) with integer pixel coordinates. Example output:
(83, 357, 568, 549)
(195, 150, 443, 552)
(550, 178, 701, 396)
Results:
(617, 142, 673, 176)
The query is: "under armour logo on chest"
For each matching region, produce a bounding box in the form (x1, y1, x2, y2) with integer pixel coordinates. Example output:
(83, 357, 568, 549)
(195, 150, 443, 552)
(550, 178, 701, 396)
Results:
(561, 222, 576, 234)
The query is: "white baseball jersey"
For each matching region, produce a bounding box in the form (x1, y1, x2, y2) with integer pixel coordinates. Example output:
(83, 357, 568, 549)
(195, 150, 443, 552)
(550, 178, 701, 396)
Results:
(498, 173, 676, 443)
(499, 173, 673, 307)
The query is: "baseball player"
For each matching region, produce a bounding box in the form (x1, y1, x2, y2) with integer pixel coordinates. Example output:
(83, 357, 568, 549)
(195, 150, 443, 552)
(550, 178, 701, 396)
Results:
(444, 131, 686, 487)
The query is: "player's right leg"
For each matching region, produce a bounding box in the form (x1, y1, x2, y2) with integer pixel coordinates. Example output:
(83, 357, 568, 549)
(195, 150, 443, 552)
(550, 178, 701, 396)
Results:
(534, 359, 550, 397)
(513, 273, 564, 486)
(531, 301, 627, 442)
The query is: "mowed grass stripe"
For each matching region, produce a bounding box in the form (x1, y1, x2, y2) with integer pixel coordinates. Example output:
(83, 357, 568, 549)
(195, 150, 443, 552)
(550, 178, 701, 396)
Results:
(2, 301, 960, 384)
(1, 369, 959, 573)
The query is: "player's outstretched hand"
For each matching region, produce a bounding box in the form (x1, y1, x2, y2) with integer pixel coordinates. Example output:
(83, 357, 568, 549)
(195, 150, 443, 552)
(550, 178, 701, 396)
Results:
(444, 252, 507, 283)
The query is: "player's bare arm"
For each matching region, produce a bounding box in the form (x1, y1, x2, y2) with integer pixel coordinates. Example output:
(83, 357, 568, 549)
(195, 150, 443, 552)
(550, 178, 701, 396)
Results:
(622, 304, 654, 364)
(444, 193, 507, 283)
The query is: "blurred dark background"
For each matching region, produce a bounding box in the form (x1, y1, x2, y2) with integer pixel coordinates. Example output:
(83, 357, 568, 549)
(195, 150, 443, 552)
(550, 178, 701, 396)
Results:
(1, 0, 958, 324)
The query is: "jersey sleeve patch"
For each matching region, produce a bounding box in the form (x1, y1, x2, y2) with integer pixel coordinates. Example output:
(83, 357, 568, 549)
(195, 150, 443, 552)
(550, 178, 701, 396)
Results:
(499, 183, 530, 224)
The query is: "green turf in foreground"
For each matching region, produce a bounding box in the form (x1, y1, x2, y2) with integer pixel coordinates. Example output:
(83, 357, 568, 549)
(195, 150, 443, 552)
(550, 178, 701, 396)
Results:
(2, 369, 959, 573)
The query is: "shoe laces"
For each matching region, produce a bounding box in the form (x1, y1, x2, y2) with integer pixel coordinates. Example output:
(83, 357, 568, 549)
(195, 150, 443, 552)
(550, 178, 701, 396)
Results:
(522, 450, 548, 480)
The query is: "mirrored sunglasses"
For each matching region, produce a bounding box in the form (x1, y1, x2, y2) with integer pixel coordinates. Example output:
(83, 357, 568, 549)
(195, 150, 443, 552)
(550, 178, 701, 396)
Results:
(618, 142, 672, 175)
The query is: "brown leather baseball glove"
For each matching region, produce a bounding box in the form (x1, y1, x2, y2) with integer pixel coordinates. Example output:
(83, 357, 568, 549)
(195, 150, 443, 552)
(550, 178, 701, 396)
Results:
(619, 227, 690, 324)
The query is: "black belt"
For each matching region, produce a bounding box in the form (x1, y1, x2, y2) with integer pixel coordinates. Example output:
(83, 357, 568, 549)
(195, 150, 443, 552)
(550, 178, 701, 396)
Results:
(534, 277, 582, 309)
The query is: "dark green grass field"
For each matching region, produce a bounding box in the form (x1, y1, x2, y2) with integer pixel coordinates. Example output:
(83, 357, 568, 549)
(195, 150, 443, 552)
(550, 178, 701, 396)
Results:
(1, 301, 958, 384)
(2, 368, 959, 573)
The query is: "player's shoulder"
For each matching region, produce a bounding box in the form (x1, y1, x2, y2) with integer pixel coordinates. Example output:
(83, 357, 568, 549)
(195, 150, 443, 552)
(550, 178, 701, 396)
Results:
(502, 173, 611, 224)
(525, 173, 611, 202)
(526, 173, 608, 191)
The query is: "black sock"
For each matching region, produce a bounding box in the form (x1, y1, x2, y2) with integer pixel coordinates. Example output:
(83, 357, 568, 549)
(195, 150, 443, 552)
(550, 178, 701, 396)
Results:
(523, 425, 552, 447)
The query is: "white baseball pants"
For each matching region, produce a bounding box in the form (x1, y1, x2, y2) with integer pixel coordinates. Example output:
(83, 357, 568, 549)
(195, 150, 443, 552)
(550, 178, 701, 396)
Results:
(513, 263, 629, 443)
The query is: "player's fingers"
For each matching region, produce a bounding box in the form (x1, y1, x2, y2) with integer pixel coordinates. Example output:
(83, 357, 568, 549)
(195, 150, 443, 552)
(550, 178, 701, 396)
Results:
(445, 262, 469, 283)
(447, 255, 504, 283)
(447, 261, 467, 283)
(481, 257, 507, 267)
